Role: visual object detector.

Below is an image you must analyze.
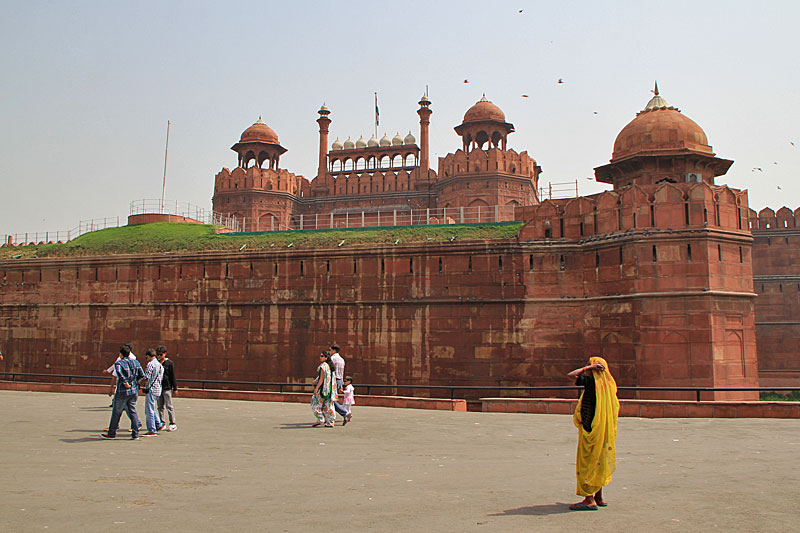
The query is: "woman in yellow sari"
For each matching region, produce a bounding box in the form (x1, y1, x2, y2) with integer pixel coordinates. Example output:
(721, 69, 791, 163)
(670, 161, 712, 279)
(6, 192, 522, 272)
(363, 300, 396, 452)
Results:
(567, 356, 619, 511)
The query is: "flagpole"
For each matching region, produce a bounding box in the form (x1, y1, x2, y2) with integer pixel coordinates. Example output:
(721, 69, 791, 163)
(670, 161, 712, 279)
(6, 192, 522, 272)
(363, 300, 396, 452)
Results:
(374, 92, 378, 139)
(161, 120, 170, 214)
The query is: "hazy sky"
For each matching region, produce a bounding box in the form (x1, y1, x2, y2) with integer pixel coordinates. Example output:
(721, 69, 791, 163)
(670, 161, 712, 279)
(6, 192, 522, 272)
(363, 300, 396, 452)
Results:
(1, 1, 798, 236)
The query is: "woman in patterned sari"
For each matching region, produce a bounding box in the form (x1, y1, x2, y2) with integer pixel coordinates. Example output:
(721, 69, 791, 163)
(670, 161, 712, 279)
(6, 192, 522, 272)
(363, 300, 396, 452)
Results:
(311, 351, 337, 427)
(567, 356, 619, 511)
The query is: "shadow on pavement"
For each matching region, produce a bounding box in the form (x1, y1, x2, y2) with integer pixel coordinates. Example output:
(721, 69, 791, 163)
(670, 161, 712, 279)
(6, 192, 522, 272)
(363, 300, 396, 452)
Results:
(60, 436, 106, 443)
(489, 503, 573, 516)
(279, 423, 318, 429)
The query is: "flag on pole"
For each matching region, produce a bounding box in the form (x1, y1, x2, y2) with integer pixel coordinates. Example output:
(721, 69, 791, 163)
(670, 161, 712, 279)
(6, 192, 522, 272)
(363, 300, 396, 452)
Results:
(375, 93, 379, 127)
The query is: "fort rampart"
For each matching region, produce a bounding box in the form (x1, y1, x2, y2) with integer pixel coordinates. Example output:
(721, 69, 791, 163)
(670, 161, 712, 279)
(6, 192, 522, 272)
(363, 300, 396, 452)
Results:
(749, 206, 800, 386)
(0, 182, 771, 400)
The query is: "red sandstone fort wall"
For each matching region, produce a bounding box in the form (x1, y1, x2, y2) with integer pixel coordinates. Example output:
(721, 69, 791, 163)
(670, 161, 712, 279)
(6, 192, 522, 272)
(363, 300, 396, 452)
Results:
(749, 207, 800, 386)
(0, 182, 763, 399)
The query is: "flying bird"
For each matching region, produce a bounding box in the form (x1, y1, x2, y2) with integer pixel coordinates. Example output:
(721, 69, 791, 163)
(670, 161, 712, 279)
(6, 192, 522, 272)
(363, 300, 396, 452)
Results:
(777, 186, 782, 190)
(557, 78, 564, 84)
(593, 111, 598, 115)
(522, 94, 529, 98)
(791, 141, 795, 146)
(751, 167, 763, 172)
(519, 9, 523, 13)
(774, 162, 778, 165)
(463, 79, 469, 83)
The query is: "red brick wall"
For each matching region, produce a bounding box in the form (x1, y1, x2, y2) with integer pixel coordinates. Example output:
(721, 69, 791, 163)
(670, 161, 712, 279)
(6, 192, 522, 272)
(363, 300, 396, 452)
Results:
(749, 206, 800, 386)
(0, 182, 761, 399)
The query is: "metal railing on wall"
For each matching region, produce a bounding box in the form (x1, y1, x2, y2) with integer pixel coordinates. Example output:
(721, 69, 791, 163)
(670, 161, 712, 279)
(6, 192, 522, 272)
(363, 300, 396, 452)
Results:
(2, 216, 121, 247)
(129, 199, 242, 232)
(2, 373, 798, 402)
(539, 180, 579, 200)
(236, 204, 521, 233)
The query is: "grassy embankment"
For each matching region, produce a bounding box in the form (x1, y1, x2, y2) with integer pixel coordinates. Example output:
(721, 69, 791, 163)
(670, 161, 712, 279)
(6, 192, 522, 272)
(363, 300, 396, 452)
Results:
(0, 221, 524, 260)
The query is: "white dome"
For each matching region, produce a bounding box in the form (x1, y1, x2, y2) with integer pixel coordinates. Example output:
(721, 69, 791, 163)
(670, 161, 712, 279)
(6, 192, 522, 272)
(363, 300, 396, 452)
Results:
(379, 134, 391, 147)
(367, 135, 379, 147)
(343, 137, 355, 150)
(355, 135, 367, 148)
(392, 132, 403, 146)
(331, 138, 343, 150)
(404, 131, 416, 145)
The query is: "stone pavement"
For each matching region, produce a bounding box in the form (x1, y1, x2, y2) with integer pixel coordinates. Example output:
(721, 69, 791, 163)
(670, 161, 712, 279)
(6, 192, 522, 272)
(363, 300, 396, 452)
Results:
(1, 390, 797, 532)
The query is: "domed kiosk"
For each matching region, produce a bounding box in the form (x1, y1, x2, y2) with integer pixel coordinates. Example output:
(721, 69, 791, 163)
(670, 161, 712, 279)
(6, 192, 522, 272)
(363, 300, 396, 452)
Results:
(231, 118, 287, 170)
(595, 84, 733, 188)
(454, 95, 515, 153)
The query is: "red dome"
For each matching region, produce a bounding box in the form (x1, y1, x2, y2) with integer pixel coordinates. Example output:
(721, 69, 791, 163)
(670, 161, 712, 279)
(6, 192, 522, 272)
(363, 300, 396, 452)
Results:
(240, 119, 279, 144)
(612, 102, 712, 161)
(463, 96, 506, 123)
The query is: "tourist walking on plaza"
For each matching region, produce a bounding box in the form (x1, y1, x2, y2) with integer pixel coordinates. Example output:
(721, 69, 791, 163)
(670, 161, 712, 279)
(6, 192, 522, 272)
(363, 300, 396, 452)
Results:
(329, 344, 349, 420)
(341, 376, 355, 425)
(567, 356, 619, 511)
(311, 351, 337, 427)
(101, 345, 145, 440)
(141, 348, 164, 436)
(156, 345, 178, 431)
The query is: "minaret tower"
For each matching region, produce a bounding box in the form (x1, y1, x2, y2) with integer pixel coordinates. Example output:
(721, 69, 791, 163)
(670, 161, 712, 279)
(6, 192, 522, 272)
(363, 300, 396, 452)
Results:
(417, 93, 432, 181)
(313, 104, 332, 195)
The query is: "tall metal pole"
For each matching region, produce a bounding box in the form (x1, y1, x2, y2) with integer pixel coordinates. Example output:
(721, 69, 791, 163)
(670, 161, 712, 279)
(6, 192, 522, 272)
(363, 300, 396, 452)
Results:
(161, 120, 171, 214)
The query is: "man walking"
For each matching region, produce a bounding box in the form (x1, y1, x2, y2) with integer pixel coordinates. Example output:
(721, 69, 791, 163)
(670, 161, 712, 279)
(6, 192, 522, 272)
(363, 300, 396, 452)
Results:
(156, 345, 178, 431)
(101, 345, 145, 440)
(329, 344, 350, 423)
(141, 348, 164, 436)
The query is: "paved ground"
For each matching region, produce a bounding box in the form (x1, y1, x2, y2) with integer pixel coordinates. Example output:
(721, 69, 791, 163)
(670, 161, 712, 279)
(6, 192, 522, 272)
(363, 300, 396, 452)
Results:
(0, 390, 797, 532)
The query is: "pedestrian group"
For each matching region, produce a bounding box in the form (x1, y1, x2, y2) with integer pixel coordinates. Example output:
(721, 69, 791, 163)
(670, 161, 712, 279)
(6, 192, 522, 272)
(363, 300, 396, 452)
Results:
(100, 344, 178, 440)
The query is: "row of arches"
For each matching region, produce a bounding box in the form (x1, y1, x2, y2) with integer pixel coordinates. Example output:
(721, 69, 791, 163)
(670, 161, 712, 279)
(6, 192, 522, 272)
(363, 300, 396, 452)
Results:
(330, 153, 417, 172)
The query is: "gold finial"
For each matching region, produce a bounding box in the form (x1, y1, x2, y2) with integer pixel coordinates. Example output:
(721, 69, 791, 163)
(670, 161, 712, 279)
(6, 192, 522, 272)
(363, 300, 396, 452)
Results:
(652, 81, 659, 96)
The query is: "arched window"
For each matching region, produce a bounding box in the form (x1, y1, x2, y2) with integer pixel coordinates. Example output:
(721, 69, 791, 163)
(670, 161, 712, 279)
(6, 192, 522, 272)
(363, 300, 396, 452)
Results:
(380, 155, 391, 169)
(344, 159, 354, 171)
(356, 157, 366, 171)
(392, 154, 403, 167)
(404, 154, 416, 166)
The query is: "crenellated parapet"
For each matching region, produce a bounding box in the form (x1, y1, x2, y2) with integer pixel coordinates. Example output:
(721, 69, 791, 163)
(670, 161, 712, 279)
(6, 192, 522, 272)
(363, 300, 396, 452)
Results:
(438, 148, 537, 179)
(748, 206, 800, 230)
(214, 166, 309, 197)
(518, 181, 749, 241)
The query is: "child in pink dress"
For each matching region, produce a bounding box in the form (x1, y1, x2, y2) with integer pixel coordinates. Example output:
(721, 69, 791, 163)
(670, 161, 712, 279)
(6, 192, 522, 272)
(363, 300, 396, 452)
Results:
(342, 376, 355, 425)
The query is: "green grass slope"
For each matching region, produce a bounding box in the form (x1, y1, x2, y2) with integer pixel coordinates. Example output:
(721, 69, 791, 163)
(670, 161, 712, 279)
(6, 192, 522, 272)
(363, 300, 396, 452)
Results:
(0, 222, 524, 260)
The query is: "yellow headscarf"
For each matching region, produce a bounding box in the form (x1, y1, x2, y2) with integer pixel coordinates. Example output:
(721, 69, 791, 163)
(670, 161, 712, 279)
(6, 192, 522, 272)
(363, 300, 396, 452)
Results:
(572, 356, 619, 497)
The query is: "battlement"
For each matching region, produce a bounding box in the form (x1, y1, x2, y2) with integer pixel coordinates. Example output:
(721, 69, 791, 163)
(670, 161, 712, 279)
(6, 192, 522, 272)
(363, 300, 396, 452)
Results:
(438, 148, 537, 179)
(214, 166, 310, 198)
(518, 181, 749, 241)
(748, 207, 800, 231)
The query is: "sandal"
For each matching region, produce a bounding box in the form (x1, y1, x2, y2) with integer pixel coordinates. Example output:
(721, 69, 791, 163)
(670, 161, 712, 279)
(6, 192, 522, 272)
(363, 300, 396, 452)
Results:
(569, 503, 598, 511)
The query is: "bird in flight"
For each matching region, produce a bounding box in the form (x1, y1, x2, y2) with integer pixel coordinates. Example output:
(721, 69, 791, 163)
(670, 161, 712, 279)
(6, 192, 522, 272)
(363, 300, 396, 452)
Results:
(777, 186, 782, 190)
(752, 167, 763, 172)
(464, 79, 469, 83)
(522, 94, 529, 98)
(557, 78, 564, 84)
(593, 111, 598, 115)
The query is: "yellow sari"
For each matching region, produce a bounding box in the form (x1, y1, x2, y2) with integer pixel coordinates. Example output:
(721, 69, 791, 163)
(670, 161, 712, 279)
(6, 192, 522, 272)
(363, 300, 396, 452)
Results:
(572, 356, 619, 497)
